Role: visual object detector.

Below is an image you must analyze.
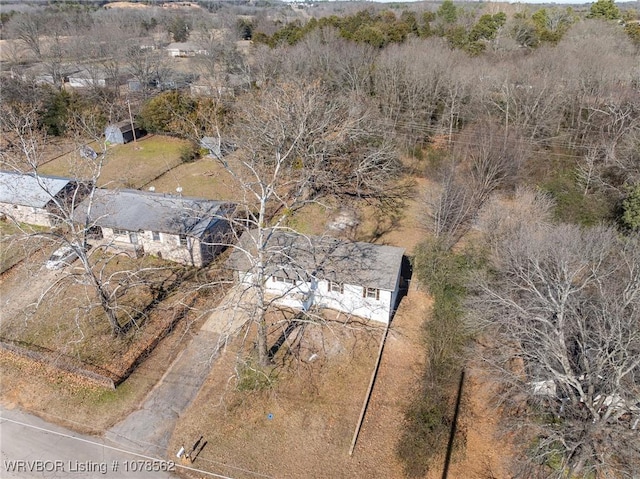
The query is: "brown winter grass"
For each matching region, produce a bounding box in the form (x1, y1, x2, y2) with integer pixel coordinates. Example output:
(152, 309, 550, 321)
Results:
(0, 221, 49, 273)
(169, 320, 386, 479)
(38, 135, 189, 189)
(0, 318, 192, 434)
(144, 156, 239, 201)
(168, 290, 433, 479)
(0, 250, 201, 379)
(0, 259, 226, 433)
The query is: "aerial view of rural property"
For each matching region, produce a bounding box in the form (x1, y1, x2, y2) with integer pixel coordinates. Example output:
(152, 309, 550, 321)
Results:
(0, 0, 638, 477)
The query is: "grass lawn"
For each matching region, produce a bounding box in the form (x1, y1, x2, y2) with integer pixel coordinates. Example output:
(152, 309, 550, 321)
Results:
(144, 156, 239, 201)
(38, 135, 190, 189)
(0, 250, 205, 381)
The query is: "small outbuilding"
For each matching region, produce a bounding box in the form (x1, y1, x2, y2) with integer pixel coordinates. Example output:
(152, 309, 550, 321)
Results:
(200, 137, 236, 159)
(68, 68, 109, 88)
(104, 121, 145, 144)
(166, 42, 208, 58)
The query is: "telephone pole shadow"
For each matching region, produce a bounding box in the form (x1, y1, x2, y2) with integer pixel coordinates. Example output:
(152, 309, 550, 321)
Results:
(442, 369, 465, 479)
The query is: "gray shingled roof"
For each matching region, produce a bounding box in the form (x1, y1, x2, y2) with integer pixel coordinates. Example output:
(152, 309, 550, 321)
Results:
(227, 229, 404, 291)
(0, 171, 73, 208)
(74, 189, 232, 238)
(108, 120, 139, 134)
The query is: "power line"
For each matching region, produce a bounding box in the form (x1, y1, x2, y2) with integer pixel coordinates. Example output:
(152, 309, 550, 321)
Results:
(1, 416, 275, 479)
(377, 117, 634, 161)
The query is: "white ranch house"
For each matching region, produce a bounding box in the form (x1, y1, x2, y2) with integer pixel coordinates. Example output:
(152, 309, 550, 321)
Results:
(73, 189, 234, 267)
(0, 171, 85, 227)
(166, 42, 209, 57)
(227, 230, 405, 324)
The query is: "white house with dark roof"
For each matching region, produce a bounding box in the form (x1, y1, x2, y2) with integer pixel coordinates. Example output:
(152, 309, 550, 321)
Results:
(0, 171, 84, 227)
(73, 189, 234, 267)
(226, 230, 405, 323)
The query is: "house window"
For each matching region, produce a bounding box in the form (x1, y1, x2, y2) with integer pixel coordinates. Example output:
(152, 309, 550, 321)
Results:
(112, 228, 128, 236)
(363, 287, 380, 300)
(179, 234, 188, 246)
(272, 275, 296, 285)
(329, 281, 344, 294)
(152, 231, 161, 241)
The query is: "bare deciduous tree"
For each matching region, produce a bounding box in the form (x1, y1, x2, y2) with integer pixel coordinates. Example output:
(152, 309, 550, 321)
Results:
(7, 12, 46, 59)
(203, 80, 401, 366)
(424, 120, 529, 248)
(471, 221, 640, 477)
(0, 101, 171, 337)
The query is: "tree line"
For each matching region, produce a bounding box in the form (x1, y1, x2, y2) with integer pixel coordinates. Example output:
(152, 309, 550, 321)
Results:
(1, 1, 639, 476)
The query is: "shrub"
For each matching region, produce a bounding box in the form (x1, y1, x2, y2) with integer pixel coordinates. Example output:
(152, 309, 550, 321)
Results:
(397, 239, 478, 476)
(236, 357, 277, 391)
(179, 142, 200, 163)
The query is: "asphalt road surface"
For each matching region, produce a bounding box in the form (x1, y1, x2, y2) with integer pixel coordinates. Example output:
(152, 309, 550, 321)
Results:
(0, 407, 181, 479)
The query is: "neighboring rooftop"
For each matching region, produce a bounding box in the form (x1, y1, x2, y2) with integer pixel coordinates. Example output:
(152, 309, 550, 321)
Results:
(0, 171, 74, 208)
(227, 229, 405, 291)
(107, 120, 139, 134)
(166, 42, 206, 51)
(74, 189, 233, 238)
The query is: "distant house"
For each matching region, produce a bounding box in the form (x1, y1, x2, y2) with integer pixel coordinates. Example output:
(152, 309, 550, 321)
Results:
(226, 230, 405, 323)
(68, 68, 110, 88)
(104, 121, 145, 144)
(0, 171, 86, 227)
(190, 74, 251, 98)
(166, 42, 208, 58)
(162, 1, 200, 8)
(73, 189, 235, 267)
(21, 64, 81, 87)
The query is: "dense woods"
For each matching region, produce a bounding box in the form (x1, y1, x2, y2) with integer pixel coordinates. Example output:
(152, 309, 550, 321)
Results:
(1, 0, 639, 477)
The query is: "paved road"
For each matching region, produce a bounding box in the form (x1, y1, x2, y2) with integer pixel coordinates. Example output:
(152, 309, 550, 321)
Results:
(0, 407, 177, 478)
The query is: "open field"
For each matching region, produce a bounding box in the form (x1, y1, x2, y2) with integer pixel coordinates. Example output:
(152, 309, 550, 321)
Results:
(38, 135, 190, 189)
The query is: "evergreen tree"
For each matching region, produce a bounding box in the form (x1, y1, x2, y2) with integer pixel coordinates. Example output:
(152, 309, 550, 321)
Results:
(588, 0, 620, 20)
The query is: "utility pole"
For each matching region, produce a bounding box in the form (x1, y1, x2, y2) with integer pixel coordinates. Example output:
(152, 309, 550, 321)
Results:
(127, 98, 137, 144)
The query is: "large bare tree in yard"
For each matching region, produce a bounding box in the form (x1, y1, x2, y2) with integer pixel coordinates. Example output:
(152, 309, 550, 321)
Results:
(0, 101, 169, 338)
(210, 80, 401, 366)
(471, 219, 640, 477)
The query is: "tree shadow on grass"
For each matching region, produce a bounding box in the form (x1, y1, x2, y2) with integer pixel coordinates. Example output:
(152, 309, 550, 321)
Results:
(268, 314, 306, 361)
(119, 266, 195, 334)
